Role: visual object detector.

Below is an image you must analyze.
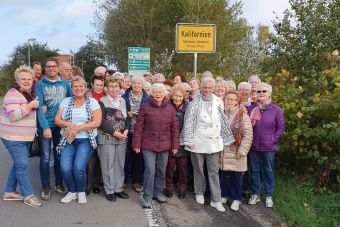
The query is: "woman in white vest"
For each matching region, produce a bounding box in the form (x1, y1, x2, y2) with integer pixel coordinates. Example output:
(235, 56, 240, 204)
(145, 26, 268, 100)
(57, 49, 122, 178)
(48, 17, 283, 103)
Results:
(181, 77, 234, 212)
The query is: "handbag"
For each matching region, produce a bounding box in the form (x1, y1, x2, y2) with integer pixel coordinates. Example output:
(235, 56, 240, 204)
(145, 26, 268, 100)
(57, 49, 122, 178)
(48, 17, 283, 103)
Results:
(29, 134, 40, 157)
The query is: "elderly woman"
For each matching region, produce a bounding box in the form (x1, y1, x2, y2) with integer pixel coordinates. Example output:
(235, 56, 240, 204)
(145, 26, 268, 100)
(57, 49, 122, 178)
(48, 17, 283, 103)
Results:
(173, 73, 186, 84)
(225, 80, 236, 91)
(237, 82, 252, 107)
(55, 76, 102, 204)
(165, 85, 189, 199)
(143, 82, 151, 96)
(215, 77, 228, 100)
(0, 66, 42, 207)
(247, 83, 285, 208)
(188, 77, 200, 101)
(181, 77, 234, 212)
(152, 73, 166, 84)
(97, 77, 130, 202)
(122, 75, 149, 193)
(219, 91, 253, 211)
(248, 74, 261, 103)
(143, 73, 153, 84)
(133, 83, 180, 209)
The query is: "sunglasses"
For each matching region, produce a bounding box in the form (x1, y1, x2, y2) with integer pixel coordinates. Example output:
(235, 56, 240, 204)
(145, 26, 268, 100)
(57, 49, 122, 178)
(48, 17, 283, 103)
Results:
(257, 90, 268, 94)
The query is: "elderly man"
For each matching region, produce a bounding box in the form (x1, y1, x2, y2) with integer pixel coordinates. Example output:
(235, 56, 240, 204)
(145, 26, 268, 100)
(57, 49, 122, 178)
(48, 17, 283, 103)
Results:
(32, 62, 43, 94)
(58, 62, 73, 81)
(248, 75, 261, 103)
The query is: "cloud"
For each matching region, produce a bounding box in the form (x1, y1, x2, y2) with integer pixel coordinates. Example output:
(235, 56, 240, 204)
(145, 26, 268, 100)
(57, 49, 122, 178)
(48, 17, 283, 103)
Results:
(62, 0, 93, 19)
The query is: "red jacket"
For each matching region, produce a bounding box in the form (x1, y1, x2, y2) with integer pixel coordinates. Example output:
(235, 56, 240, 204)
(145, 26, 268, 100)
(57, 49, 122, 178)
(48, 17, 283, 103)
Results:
(132, 96, 180, 152)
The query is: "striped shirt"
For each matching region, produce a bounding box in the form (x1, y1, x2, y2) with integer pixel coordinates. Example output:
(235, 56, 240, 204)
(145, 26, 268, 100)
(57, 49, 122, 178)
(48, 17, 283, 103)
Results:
(0, 88, 37, 141)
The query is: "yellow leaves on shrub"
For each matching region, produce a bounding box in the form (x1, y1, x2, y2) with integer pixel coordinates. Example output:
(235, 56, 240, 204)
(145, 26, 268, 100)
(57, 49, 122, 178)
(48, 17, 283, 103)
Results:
(335, 83, 340, 88)
(331, 50, 339, 56)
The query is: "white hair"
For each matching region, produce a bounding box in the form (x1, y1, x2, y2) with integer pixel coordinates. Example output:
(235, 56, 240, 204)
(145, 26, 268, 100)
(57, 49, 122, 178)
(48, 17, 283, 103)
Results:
(248, 74, 261, 84)
(225, 80, 236, 91)
(201, 71, 213, 78)
(94, 66, 107, 76)
(152, 73, 165, 83)
(150, 83, 167, 96)
(237, 82, 251, 91)
(257, 82, 272, 95)
(201, 76, 215, 88)
(144, 81, 151, 89)
(14, 65, 34, 81)
(215, 77, 227, 88)
(131, 75, 146, 87)
(112, 72, 124, 80)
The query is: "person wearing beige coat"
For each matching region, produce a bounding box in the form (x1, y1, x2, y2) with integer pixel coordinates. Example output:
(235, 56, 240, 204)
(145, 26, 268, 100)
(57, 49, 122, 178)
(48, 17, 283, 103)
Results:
(219, 91, 253, 211)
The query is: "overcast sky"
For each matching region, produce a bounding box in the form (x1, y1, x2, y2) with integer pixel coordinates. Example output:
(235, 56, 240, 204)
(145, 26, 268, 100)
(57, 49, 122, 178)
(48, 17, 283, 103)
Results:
(0, 0, 290, 65)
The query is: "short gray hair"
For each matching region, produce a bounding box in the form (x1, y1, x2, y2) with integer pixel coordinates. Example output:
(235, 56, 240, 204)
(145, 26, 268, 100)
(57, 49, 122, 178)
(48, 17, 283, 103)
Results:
(14, 65, 34, 81)
(248, 74, 261, 84)
(131, 75, 146, 87)
(215, 77, 227, 88)
(201, 76, 215, 88)
(150, 83, 167, 96)
(225, 80, 236, 91)
(257, 82, 272, 95)
(152, 73, 165, 83)
(237, 82, 251, 91)
(144, 81, 151, 89)
(201, 71, 213, 78)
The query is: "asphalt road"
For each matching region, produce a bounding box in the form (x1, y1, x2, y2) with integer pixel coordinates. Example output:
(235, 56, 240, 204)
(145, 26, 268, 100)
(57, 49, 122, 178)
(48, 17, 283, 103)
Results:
(0, 140, 283, 227)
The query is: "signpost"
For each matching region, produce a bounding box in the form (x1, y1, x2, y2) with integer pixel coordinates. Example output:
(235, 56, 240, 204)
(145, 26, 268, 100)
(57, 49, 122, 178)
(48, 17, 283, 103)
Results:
(175, 23, 216, 77)
(128, 47, 150, 76)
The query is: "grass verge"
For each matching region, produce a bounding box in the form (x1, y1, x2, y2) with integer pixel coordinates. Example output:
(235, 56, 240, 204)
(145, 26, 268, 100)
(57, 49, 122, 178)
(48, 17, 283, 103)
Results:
(273, 175, 340, 227)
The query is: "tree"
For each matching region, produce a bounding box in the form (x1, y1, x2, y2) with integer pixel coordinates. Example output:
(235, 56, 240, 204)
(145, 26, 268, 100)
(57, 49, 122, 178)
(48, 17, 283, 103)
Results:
(94, 0, 253, 78)
(1, 42, 59, 74)
(74, 40, 109, 81)
(269, 0, 339, 76)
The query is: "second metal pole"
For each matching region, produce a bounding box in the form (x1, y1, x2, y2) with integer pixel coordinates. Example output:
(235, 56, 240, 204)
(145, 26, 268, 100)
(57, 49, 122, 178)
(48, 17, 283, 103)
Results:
(194, 52, 198, 78)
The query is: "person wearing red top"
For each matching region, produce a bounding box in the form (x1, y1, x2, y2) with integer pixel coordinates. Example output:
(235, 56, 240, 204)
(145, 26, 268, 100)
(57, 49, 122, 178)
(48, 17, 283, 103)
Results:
(86, 74, 106, 194)
(32, 62, 44, 95)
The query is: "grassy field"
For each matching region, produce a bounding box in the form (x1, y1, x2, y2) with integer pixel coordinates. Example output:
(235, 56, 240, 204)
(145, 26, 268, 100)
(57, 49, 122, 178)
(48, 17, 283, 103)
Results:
(273, 175, 340, 227)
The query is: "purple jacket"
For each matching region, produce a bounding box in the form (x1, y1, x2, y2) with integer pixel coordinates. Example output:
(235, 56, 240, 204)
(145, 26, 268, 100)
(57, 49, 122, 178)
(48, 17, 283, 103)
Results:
(247, 103, 285, 152)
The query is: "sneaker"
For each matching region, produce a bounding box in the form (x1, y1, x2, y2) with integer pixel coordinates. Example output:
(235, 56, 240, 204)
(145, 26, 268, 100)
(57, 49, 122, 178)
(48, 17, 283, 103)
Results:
(230, 200, 241, 211)
(56, 185, 67, 195)
(78, 192, 87, 204)
(153, 194, 167, 203)
(24, 195, 42, 208)
(248, 194, 260, 205)
(60, 192, 77, 204)
(2, 192, 23, 201)
(266, 197, 273, 208)
(133, 183, 143, 193)
(195, 194, 205, 205)
(41, 189, 50, 201)
(142, 197, 152, 209)
(210, 202, 226, 212)
(164, 190, 173, 198)
(221, 197, 227, 204)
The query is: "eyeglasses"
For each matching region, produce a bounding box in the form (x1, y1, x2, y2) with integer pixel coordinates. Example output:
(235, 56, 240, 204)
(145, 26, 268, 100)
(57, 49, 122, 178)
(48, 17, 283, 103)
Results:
(46, 65, 57, 69)
(257, 90, 268, 94)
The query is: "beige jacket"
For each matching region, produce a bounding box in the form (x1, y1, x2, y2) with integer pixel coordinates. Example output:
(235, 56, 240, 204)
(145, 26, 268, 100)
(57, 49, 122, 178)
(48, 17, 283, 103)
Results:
(219, 106, 253, 172)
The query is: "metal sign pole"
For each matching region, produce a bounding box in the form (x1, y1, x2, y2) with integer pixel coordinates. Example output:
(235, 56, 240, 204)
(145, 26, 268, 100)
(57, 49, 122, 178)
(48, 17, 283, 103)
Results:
(194, 53, 197, 78)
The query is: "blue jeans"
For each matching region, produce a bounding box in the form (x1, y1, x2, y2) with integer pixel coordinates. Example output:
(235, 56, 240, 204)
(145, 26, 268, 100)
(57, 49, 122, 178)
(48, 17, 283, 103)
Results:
(249, 150, 276, 197)
(2, 139, 34, 197)
(38, 127, 63, 189)
(60, 138, 94, 193)
(142, 150, 168, 200)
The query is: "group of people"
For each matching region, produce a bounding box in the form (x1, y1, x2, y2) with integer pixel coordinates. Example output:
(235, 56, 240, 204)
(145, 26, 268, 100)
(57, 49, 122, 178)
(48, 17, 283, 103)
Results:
(0, 57, 285, 213)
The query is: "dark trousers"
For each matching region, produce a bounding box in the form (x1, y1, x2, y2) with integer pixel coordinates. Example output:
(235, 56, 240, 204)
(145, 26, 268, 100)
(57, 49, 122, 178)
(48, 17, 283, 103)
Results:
(124, 133, 144, 184)
(87, 150, 101, 189)
(165, 156, 188, 193)
(219, 170, 243, 201)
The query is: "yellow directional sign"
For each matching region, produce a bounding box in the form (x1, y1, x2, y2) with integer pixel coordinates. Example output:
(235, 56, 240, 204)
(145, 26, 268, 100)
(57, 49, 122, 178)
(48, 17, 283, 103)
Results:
(176, 23, 216, 53)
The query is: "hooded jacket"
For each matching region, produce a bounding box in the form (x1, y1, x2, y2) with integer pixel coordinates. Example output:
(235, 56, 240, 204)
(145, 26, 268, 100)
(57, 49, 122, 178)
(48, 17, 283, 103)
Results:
(35, 76, 72, 130)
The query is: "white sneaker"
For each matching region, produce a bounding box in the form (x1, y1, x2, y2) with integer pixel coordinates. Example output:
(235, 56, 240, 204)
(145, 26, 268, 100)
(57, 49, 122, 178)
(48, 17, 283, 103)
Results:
(230, 200, 241, 211)
(195, 194, 204, 205)
(77, 192, 87, 204)
(266, 197, 273, 208)
(248, 194, 260, 205)
(60, 192, 77, 204)
(221, 197, 227, 204)
(210, 202, 226, 212)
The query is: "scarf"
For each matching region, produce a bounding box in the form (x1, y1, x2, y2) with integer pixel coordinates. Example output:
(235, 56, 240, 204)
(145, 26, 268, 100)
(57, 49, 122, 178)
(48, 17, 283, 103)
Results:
(13, 84, 35, 103)
(227, 106, 245, 146)
(250, 98, 272, 126)
(56, 96, 97, 153)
